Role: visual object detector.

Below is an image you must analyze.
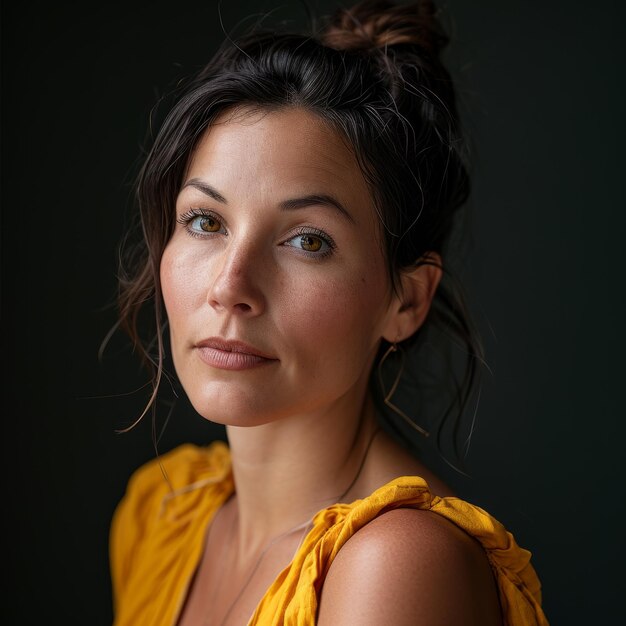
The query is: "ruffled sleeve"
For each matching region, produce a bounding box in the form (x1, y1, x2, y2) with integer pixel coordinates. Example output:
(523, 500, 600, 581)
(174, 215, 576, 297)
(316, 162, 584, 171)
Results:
(109, 441, 233, 626)
(250, 476, 548, 626)
(428, 493, 546, 625)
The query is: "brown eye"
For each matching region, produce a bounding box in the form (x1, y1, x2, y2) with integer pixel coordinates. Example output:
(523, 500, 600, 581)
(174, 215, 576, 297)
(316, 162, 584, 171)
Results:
(300, 235, 322, 252)
(284, 230, 333, 256)
(199, 216, 220, 232)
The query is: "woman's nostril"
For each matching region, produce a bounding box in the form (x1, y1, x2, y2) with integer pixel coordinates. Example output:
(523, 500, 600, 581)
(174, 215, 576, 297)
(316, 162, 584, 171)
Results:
(207, 261, 265, 315)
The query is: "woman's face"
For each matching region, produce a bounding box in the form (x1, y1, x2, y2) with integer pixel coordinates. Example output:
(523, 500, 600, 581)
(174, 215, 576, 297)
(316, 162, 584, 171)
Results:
(160, 107, 399, 426)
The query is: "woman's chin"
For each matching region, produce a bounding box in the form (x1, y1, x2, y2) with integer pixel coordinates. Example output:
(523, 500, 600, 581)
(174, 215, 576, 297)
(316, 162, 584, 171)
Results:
(189, 395, 285, 428)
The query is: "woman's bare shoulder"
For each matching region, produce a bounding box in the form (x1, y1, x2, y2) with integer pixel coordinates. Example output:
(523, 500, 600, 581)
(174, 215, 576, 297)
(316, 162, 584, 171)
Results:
(317, 508, 502, 626)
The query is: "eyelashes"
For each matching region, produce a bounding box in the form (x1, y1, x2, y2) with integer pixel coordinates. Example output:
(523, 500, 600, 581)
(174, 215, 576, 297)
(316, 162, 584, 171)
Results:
(176, 208, 336, 258)
(284, 226, 335, 256)
(177, 208, 226, 237)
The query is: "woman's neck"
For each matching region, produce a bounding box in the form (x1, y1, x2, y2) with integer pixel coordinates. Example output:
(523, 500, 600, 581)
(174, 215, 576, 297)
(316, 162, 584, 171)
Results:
(224, 390, 380, 557)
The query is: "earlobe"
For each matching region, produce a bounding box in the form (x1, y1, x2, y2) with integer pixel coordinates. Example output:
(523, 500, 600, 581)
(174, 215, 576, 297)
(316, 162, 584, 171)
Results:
(382, 252, 443, 343)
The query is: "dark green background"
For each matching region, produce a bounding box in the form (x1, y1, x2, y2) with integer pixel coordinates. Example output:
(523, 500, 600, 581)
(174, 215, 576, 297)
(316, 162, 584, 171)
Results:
(2, 1, 624, 623)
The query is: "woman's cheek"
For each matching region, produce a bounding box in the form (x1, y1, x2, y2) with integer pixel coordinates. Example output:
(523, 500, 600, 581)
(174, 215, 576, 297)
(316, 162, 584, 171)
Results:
(161, 243, 209, 316)
(283, 269, 386, 352)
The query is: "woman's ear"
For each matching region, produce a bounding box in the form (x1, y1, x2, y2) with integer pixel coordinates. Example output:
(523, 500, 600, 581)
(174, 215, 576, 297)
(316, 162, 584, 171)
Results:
(382, 252, 443, 343)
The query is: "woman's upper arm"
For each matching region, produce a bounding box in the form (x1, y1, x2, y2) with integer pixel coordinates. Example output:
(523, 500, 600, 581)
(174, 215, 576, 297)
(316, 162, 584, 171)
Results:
(317, 508, 502, 626)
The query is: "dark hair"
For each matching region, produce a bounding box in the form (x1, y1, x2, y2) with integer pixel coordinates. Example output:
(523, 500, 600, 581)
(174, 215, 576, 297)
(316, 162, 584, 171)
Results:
(114, 0, 483, 469)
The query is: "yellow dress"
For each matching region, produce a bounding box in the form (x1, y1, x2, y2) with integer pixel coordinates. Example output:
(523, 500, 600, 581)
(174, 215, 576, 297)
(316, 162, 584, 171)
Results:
(110, 441, 549, 626)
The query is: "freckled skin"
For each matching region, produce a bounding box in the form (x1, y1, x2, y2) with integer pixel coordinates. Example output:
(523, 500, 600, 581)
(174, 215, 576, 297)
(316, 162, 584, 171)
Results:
(160, 107, 398, 427)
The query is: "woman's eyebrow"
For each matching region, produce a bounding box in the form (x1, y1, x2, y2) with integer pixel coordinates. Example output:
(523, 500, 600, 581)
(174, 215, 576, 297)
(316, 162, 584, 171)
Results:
(279, 194, 355, 223)
(181, 178, 228, 204)
(181, 178, 354, 223)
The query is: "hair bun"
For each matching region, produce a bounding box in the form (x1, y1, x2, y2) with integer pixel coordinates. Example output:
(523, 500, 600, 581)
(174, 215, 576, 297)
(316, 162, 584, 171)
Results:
(321, 0, 448, 57)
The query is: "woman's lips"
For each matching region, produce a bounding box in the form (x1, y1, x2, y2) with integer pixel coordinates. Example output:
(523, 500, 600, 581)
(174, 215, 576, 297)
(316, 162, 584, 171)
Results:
(195, 338, 277, 371)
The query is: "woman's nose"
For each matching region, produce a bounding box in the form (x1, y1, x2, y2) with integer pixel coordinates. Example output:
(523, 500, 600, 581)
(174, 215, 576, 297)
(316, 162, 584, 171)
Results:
(207, 239, 266, 316)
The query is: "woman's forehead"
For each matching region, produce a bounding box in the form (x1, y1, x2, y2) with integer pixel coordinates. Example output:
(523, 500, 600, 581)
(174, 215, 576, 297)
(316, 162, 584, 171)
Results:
(188, 108, 357, 183)
(182, 107, 375, 218)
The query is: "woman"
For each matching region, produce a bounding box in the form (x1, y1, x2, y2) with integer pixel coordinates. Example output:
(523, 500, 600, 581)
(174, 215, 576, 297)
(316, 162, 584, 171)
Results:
(109, 1, 549, 624)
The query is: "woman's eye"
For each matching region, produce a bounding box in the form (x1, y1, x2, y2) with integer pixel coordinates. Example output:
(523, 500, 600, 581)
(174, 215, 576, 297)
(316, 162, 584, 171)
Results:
(299, 234, 323, 252)
(192, 215, 221, 233)
(177, 210, 225, 236)
(285, 231, 333, 256)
